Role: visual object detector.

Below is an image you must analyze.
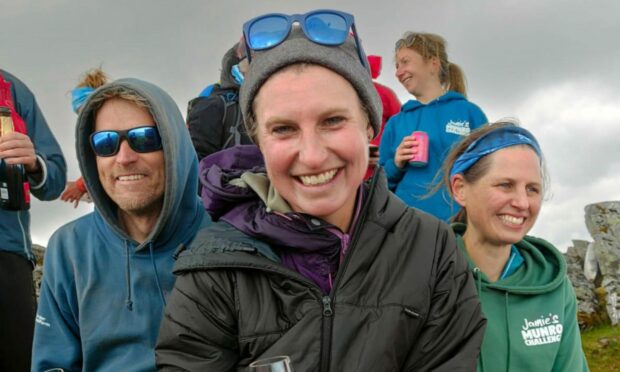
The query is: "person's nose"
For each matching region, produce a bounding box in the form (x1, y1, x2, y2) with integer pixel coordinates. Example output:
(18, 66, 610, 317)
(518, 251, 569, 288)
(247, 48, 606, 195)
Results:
(511, 187, 530, 210)
(395, 65, 405, 81)
(298, 132, 328, 169)
(115, 140, 139, 165)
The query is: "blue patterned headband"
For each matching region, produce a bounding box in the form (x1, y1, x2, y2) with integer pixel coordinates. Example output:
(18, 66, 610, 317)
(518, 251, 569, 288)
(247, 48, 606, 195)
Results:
(449, 125, 542, 179)
(71, 86, 95, 113)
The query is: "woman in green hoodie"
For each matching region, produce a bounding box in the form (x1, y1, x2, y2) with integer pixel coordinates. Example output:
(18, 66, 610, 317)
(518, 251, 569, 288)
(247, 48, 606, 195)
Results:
(439, 121, 588, 371)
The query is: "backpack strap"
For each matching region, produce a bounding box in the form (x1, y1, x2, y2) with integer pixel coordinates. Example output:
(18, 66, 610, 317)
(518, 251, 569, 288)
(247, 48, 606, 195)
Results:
(221, 100, 244, 148)
(218, 90, 244, 149)
(0, 73, 28, 134)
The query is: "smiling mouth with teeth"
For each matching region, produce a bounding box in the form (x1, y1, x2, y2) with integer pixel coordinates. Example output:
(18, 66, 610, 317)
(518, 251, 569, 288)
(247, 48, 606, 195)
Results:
(499, 215, 525, 225)
(117, 174, 145, 181)
(298, 169, 338, 186)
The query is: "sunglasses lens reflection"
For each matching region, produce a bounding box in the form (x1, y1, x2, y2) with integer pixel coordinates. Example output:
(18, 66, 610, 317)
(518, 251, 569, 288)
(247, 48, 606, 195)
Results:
(249, 16, 289, 50)
(128, 127, 161, 152)
(92, 132, 119, 157)
(306, 13, 348, 45)
(91, 127, 162, 157)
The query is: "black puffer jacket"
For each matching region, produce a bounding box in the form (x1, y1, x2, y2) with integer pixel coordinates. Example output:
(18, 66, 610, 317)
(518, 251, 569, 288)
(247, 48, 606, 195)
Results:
(156, 176, 486, 371)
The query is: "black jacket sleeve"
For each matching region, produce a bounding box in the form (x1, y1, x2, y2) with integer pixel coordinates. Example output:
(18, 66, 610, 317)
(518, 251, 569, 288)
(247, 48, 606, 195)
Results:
(156, 270, 239, 371)
(406, 225, 487, 371)
(186, 96, 226, 161)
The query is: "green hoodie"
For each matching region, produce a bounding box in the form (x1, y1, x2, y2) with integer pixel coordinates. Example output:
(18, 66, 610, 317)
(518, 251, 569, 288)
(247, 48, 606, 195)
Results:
(452, 223, 588, 372)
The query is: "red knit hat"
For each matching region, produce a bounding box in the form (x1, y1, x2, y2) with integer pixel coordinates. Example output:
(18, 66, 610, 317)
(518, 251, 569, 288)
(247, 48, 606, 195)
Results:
(367, 55, 382, 79)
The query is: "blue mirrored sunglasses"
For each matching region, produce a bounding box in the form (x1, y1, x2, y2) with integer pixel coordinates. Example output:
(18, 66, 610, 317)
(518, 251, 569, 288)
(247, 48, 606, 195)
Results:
(242, 9, 367, 67)
(90, 126, 162, 157)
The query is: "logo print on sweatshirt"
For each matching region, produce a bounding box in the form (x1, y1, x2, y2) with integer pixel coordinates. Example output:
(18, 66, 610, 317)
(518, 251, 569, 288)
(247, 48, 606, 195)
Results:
(35, 314, 51, 327)
(445, 120, 471, 135)
(521, 313, 563, 346)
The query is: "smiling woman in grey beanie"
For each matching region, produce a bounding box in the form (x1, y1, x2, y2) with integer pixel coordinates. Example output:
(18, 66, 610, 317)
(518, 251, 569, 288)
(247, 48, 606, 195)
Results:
(156, 10, 485, 371)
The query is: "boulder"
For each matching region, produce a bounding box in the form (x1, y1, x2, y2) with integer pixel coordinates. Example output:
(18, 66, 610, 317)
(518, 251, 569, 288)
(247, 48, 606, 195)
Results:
(565, 240, 601, 328)
(32, 243, 45, 301)
(583, 202, 620, 325)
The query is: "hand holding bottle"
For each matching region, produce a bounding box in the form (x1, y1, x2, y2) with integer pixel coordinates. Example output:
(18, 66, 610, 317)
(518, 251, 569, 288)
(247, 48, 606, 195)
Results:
(0, 107, 31, 210)
(0, 131, 39, 173)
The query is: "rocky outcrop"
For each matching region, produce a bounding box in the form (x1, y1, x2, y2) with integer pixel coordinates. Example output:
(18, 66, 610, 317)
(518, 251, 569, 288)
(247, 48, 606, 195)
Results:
(565, 201, 620, 328)
(565, 240, 609, 328)
(565, 240, 601, 323)
(585, 202, 620, 325)
(32, 243, 45, 301)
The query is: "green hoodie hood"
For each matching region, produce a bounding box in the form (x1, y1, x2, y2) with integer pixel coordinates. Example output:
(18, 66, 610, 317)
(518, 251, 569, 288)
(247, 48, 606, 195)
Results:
(452, 223, 566, 294)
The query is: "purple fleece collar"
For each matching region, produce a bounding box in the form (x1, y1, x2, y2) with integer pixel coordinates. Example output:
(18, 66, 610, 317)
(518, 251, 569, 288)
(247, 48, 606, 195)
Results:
(199, 145, 366, 293)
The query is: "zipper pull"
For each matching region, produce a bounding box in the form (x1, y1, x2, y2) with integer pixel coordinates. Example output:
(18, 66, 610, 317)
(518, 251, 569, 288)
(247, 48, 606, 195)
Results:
(322, 296, 333, 317)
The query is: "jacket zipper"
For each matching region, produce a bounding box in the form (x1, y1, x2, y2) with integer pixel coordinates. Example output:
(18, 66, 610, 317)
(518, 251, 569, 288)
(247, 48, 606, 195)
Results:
(197, 177, 379, 371)
(318, 177, 377, 372)
(321, 296, 334, 372)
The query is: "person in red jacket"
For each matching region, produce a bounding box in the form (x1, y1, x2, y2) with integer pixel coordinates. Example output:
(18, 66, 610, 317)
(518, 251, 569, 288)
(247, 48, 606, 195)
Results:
(365, 55, 401, 179)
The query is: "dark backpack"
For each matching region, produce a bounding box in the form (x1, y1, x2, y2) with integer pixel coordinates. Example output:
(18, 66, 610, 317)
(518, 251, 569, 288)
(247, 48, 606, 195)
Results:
(187, 84, 251, 161)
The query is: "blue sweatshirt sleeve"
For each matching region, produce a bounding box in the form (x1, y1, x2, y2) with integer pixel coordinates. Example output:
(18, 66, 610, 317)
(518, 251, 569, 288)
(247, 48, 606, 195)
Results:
(12, 78, 67, 200)
(32, 236, 83, 371)
(378, 116, 405, 190)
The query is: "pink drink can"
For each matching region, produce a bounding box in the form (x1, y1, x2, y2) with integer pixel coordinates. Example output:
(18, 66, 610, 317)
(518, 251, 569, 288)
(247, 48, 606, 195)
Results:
(409, 131, 429, 166)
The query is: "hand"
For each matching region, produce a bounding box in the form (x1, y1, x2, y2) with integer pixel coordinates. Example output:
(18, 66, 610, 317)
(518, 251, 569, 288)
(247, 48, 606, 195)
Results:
(61, 182, 87, 208)
(0, 131, 39, 173)
(394, 135, 420, 169)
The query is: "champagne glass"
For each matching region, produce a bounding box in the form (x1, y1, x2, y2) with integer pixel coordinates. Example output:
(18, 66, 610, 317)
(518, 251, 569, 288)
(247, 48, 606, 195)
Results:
(249, 355, 292, 372)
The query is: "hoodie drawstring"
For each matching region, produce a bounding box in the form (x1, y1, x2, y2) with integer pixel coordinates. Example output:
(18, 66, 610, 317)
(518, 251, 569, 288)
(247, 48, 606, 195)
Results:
(149, 242, 166, 306)
(124, 241, 166, 311)
(473, 267, 482, 294)
(472, 267, 485, 372)
(505, 292, 511, 371)
(124, 241, 133, 310)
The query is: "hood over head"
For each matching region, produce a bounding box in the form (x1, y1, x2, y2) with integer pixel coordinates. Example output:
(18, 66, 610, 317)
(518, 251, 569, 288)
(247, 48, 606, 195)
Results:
(219, 42, 244, 89)
(76, 78, 203, 249)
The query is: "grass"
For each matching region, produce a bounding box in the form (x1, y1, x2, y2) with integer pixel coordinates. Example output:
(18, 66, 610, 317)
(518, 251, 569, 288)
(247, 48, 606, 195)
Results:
(581, 324, 620, 371)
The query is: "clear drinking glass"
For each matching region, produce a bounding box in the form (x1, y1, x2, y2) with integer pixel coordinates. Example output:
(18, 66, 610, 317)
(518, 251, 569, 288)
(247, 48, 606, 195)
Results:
(248, 355, 293, 372)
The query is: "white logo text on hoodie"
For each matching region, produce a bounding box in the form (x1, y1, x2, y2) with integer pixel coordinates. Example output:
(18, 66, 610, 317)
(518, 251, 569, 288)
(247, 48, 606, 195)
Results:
(445, 120, 471, 136)
(521, 313, 563, 346)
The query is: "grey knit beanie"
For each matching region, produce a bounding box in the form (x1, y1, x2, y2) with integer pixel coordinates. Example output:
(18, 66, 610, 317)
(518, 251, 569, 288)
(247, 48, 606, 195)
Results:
(239, 25, 382, 140)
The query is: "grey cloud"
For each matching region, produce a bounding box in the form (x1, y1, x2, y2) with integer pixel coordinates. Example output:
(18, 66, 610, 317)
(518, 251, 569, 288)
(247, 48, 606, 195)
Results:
(2, 0, 619, 251)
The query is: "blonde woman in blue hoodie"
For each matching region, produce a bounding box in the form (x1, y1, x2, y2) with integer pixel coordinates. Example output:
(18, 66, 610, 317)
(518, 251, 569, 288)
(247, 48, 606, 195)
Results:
(379, 32, 487, 221)
(440, 121, 588, 371)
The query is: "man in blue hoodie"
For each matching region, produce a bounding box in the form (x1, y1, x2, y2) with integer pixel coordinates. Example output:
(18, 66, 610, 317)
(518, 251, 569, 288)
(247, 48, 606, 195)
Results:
(32, 78, 210, 371)
(0, 69, 66, 372)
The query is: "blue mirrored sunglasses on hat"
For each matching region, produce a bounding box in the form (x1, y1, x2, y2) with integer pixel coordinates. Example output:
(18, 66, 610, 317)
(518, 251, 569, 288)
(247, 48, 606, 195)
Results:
(90, 126, 162, 157)
(242, 9, 367, 67)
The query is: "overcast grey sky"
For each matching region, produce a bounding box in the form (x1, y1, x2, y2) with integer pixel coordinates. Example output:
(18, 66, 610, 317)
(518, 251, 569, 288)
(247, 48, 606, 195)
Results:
(2, 0, 619, 251)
